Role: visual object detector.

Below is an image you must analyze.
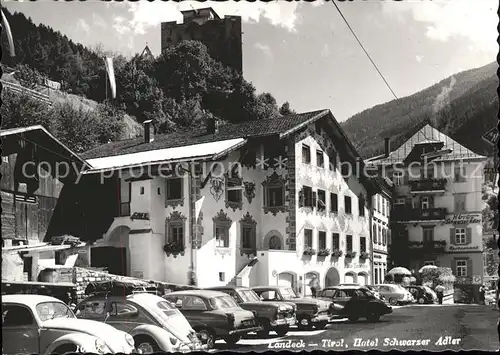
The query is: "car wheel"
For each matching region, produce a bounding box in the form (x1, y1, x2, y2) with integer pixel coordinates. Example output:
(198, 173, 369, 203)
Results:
(314, 321, 328, 330)
(198, 329, 216, 349)
(297, 317, 313, 330)
(223, 335, 241, 346)
(134, 336, 160, 354)
(366, 313, 380, 322)
(52, 344, 78, 355)
(389, 298, 398, 306)
(257, 319, 270, 337)
(348, 316, 359, 323)
(418, 298, 425, 304)
(275, 325, 289, 337)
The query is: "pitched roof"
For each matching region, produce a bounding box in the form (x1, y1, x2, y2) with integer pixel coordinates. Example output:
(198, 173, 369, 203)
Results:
(368, 124, 486, 165)
(82, 109, 328, 160)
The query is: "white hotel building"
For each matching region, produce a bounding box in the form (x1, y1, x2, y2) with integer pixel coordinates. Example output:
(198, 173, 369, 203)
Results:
(77, 110, 387, 293)
(367, 125, 487, 299)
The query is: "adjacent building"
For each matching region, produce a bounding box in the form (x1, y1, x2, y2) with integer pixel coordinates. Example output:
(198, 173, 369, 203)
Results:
(161, 7, 243, 73)
(75, 110, 385, 293)
(367, 124, 487, 298)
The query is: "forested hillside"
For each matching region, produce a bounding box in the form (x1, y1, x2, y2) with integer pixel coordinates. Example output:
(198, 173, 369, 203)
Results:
(1, 8, 295, 153)
(341, 61, 498, 158)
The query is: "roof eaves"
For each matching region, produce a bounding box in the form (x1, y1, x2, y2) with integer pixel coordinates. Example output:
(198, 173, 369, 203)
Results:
(279, 109, 330, 139)
(1, 125, 92, 169)
(212, 138, 247, 160)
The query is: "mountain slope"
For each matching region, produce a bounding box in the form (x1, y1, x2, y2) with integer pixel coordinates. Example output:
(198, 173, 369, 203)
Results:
(341, 62, 498, 158)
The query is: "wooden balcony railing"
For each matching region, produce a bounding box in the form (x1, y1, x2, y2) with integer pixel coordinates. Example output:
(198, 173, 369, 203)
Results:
(392, 207, 447, 222)
(407, 240, 446, 253)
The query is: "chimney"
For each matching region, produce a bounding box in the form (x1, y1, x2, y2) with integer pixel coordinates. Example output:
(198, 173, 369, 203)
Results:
(384, 138, 390, 158)
(143, 120, 154, 143)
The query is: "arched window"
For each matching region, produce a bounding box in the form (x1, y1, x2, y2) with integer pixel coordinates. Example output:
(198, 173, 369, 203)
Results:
(269, 235, 282, 250)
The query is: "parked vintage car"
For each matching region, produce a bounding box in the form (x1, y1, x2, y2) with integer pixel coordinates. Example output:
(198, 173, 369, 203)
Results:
(251, 286, 336, 330)
(206, 285, 296, 337)
(316, 286, 392, 322)
(163, 290, 262, 349)
(338, 283, 383, 300)
(404, 285, 437, 304)
(374, 284, 414, 305)
(76, 292, 204, 353)
(2, 294, 135, 355)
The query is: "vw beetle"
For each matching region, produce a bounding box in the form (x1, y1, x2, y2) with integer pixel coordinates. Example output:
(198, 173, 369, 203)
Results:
(2, 294, 135, 355)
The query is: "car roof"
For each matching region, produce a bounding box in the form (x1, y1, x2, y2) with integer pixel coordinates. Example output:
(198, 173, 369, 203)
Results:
(206, 286, 250, 291)
(252, 286, 289, 290)
(3, 294, 63, 308)
(165, 290, 228, 298)
(324, 285, 363, 290)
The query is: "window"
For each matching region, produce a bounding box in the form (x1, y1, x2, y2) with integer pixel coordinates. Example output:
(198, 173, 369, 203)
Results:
(456, 260, 467, 277)
(346, 235, 353, 251)
(378, 226, 382, 244)
(332, 233, 339, 250)
(454, 194, 467, 212)
(454, 166, 466, 183)
(2, 156, 9, 163)
(241, 225, 255, 250)
(265, 185, 284, 207)
(119, 180, 131, 217)
(320, 289, 335, 298)
(182, 296, 207, 311)
(373, 224, 378, 244)
(386, 200, 390, 217)
(109, 302, 139, 319)
(75, 300, 107, 320)
(301, 186, 314, 207)
(382, 229, 387, 246)
(166, 178, 183, 200)
(358, 196, 365, 216)
(319, 231, 326, 249)
(394, 198, 405, 205)
(215, 225, 230, 248)
(226, 170, 243, 207)
(157, 187, 161, 195)
(302, 144, 311, 164)
(344, 196, 352, 214)
(316, 150, 324, 168)
(329, 151, 337, 170)
(393, 171, 403, 186)
(330, 193, 338, 213)
(170, 225, 184, 245)
(455, 228, 466, 245)
(304, 229, 313, 248)
(140, 186, 145, 195)
(2, 305, 35, 326)
(377, 195, 381, 213)
(317, 190, 326, 211)
(382, 198, 386, 216)
(360, 237, 366, 252)
(421, 165, 435, 179)
(422, 226, 434, 243)
(219, 272, 225, 282)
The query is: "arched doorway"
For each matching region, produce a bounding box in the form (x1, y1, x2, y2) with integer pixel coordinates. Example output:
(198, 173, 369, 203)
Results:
(304, 271, 319, 297)
(278, 272, 295, 287)
(357, 272, 368, 286)
(325, 267, 340, 287)
(269, 236, 282, 250)
(344, 272, 357, 284)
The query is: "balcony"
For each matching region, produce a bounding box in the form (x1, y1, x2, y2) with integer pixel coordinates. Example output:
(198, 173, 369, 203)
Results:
(409, 178, 447, 194)
(392, 207, 447, 223)
(407, 240, 446, 254)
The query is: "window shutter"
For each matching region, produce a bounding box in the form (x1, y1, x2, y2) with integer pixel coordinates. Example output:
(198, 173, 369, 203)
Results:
(299, 189, 304, 207)
(312, 191, 317, 208)
(466, 228, 472, 244)
(453, 195, 459, 212)
(466, 259, 472, 277)
(165, 219, 170, 243)
(429, 196, 434, 208)
(452, 259, 457, 275)
(449, 228, 456, 245)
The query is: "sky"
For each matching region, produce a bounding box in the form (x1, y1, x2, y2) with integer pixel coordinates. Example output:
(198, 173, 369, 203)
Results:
(3, 0, 498, 122)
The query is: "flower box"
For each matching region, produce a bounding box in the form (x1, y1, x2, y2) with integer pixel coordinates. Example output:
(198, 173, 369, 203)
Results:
(303, 247, 317, 256)
(345, 250, 357, 259)
(331, 249, 343, 257)
(317, 248, 331, 257)
(163, 243, 185, 258)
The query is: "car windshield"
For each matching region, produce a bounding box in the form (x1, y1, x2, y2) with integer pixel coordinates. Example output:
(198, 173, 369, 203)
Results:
(239, 290, 261, 302)
(363, 289, 375, 297)
(423, 286, 433, 293)
(280, 287, 299, 299)
(209, 296, 239, 310)
(36, 302, 75, 322)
